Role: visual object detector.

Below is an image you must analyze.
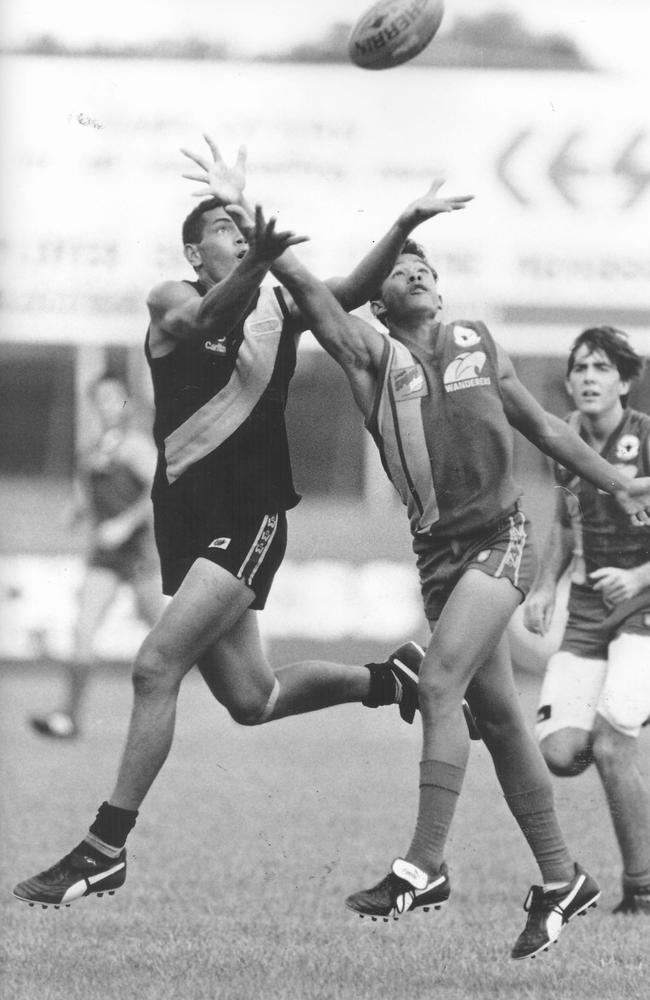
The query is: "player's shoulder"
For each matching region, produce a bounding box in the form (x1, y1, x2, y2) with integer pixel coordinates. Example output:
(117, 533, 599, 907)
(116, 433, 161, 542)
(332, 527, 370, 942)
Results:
(624, 407, 650, 433)
(147, 278, 199, 314)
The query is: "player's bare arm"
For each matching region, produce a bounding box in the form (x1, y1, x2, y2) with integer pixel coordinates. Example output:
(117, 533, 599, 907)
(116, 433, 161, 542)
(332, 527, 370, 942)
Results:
(523, 518, 574, 636)
(496, 345, 650, 524)
(278, 254, 386, 415)
(182, 135, 473, 319)
(147, 208, 308, 355)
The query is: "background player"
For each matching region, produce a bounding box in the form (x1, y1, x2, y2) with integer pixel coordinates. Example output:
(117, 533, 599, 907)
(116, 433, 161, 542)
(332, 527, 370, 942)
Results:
(266, 216, 650, 959)
(30, 373, 164, 739)
(12, 145, 472, 910)
(524, 326, 650, 916)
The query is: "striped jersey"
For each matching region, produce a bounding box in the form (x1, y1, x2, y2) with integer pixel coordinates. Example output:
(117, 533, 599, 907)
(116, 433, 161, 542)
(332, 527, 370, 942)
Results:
(366, 320, 521, 537)
(556, 407, 650, 577)
(146, 282, 301, 518)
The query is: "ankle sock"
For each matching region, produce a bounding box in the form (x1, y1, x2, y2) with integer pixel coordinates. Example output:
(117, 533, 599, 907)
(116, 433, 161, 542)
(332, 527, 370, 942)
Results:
(87, 800, 138, 852)
(362, 662, 400, 708)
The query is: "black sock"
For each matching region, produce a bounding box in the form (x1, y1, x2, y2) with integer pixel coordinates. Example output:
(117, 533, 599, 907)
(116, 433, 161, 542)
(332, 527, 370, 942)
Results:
(362, 662, 398, 708)
(87, 801, 138, 850)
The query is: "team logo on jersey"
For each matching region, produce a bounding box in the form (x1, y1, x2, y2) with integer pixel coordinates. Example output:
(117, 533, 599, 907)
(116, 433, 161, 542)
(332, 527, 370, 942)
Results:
(208, 537, 231, 550)
(391, 365, 428, 400)
(453, 325, 481, 348)
(443, 351, 490, 393)
(476, 550, 491, 563)
(204, 338, 228, 356)
(616, 434, 640, 461)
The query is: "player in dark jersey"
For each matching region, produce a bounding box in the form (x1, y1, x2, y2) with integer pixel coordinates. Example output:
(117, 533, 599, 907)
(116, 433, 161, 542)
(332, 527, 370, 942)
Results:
(30, 373, 164, 739)
(524, 327, 650, 916)
(12, 140, 474, 910)
(272, 216, 650, 959)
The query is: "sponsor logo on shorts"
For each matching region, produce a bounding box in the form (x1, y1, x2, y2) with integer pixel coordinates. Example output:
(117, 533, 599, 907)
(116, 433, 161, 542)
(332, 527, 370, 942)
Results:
(476, 549, 491, 563)
(391, 365, 427, 400)
(537, 705, 551, 723)
(209, 537, 231, 550)
(443, 352, 491, 394)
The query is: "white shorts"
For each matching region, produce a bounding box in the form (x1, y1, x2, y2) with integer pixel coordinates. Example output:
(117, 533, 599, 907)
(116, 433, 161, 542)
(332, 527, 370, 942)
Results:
(536, 633, 650, 740)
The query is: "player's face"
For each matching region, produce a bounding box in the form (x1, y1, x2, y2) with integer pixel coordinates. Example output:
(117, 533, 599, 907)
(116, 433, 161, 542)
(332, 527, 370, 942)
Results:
(92, 379, 128, 428)
(566, 346, 630, 416)
(186, 207, 248, 281)
(379, 254, 441, 324)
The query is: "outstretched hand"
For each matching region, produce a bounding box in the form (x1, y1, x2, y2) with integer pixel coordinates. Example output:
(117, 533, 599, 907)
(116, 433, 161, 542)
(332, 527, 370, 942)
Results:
(615, 476, 650, 525)
(400, 179, 474, 228)
(236, 205, 309, 264)
(180, 133, 247, 204)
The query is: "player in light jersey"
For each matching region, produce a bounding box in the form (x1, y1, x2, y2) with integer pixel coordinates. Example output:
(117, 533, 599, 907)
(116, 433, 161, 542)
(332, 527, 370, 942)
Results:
(273, 216, 650, 959)
(524, 326, 650, 916)
(13, 140, 474, 910)
(30, 373, 164, 739)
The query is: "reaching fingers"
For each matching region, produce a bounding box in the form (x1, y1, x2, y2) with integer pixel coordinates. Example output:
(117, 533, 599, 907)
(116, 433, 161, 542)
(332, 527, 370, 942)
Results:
(180, 147, 211, 170)
(235, 144, 247, 172)
(282, 233, 310, 247)
(181, 171, 208, 183)
(202, 133, 221, 162)
(427, 179, 445, 196)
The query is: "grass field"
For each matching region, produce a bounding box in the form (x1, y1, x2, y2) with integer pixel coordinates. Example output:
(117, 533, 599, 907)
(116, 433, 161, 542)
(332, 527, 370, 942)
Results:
(2, 655, 649, 1000)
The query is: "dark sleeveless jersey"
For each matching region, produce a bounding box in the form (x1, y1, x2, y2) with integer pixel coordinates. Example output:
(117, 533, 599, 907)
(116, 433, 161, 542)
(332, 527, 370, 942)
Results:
(366, 320, 521, 537)
(145, 282, 300, 519)
(556, 407, 650, 576)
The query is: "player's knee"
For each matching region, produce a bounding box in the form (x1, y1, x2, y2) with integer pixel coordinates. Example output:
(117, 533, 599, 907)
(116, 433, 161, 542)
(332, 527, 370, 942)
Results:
(228, 679, 280, 727)
(131, 637, 182, 696)
(540, 734, 591, 777)
(418, 659, 464, 713)
(592, 718, 635, 770)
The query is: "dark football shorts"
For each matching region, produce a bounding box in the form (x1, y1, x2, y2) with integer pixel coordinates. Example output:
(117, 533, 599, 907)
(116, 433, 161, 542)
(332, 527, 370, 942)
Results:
(153, 490, 287, 611)
(412, 504, 536, 624)
(560, 582, 650, 659)
(89, 524, 159, 584)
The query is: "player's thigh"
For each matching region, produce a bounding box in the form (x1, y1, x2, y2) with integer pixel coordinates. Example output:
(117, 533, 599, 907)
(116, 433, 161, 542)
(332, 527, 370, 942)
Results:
(597, 632, 650, 737)
(536, 649, 606, 748)
(141, 557, 254, 673)
(73, 565, 121, 653)
(197, 609, 275, 710)
(430, 568, 522, 685)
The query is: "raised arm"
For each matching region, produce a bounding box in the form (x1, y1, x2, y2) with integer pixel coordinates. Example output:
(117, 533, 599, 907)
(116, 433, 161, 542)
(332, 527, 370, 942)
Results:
(180, 135, 473, 320)
(278, 250, 386, 416)
(496, 345, 650, 524)
(147, 208, 307, 352)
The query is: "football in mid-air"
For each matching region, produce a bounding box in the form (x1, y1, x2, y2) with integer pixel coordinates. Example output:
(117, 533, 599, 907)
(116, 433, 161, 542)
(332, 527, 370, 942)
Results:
(348, 0, 445, 70)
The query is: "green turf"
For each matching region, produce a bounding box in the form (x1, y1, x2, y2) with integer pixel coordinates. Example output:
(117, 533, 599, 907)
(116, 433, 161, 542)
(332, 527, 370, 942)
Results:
(1, 662, 649, 1000)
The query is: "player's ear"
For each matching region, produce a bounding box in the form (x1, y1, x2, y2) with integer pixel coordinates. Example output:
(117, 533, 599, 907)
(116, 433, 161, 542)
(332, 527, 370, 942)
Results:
(619, 379, 631, 400)
(370, 298, 388, 325)
(183, 243, 201, 268)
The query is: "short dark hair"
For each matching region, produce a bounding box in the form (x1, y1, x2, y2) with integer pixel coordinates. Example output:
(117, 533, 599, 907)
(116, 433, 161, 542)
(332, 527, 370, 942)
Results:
(369, 239, 439, 304)
(566, 326, 644, 383)
(181, 196, 226, 246)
